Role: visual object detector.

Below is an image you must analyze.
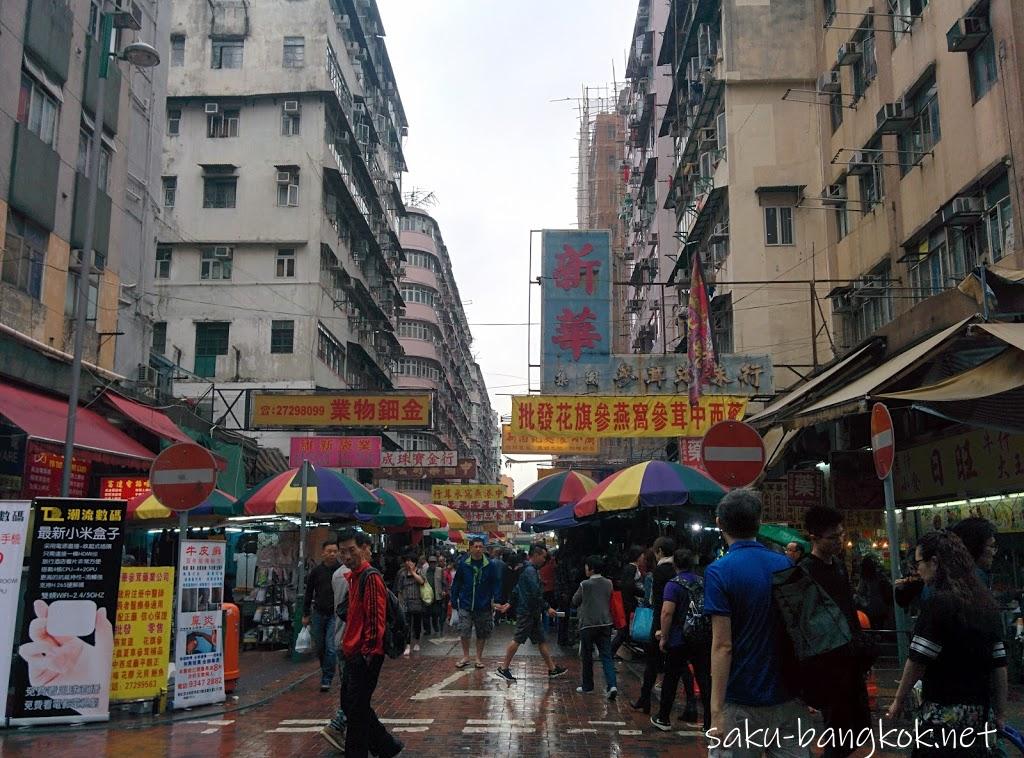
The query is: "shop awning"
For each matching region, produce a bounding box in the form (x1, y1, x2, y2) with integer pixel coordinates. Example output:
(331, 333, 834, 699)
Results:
(762, 426, 799, 471)
(0, 382, 154, 462)
(878, 348, 1024, 402)
(978, 322, 1024, 351)
(103, 392, 192, 445)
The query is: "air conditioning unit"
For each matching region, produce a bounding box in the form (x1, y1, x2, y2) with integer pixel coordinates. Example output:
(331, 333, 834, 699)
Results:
(346, 41, 361, 54)
(112, 0, 142, 30)
(204, 102, 219, 114)
(947, 16, 989, 52)
(823, 183, 847, 206)
(837, 42, 862, 66)
(277, 171, 292, 184)
(640, 53, 653, 66)
(137, 364, 156, 385)
(698, 127, 717, 146)
(213, 246, 231, 258)
(847, 150, 873, 175)
(818, 70, 841, 93)
(876, 102, 912, 133)
(336, 13, 352, 30)
(944, 196, 985, 225)
(283, 100, 300, 113)
(710, 222, 729, 242)
(353, 102, 366, 115)
(831, 292, 855, 313)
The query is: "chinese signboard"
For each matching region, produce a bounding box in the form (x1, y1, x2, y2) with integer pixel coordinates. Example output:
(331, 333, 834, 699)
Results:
(380, 450, 456, 468)
(174, 540, 226, 710)
(761, 481, 788, 523)
(374, 458, 477, 481)
(24, 444, 89, 498)
(678, 437, 708, 472)
(510, 395, 748, 438)
(893, 428, 1024, 505)
(432, 484, 512, 514)
(502, 425, 600, 455)
(250, 392, 432, 429)
(110, 568, 174, 701)
(0, 422, 25, 495)
(0, 501, 30, 719)
(10, 498, 127, 725)
(907, 493, 1024, 536)
(786, 470, 824, 507)
(100, 477, 151, 501)
(289, 436, 382, 467)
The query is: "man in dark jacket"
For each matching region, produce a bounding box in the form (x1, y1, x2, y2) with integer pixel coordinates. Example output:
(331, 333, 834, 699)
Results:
(631, 536, 677, 713)
(303, 538, 341, 691)
(450, 538, 502, 669)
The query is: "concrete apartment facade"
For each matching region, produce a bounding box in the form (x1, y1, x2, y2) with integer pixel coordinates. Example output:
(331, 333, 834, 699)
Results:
(0, 0, 169, 393)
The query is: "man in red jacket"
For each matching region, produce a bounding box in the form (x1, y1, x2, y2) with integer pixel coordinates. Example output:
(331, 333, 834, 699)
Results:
(330, 528, 402, 758)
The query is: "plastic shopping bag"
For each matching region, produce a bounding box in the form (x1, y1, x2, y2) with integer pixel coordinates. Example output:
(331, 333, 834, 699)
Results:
(294, 624, 313, 654)
(449, 607, 461, 628)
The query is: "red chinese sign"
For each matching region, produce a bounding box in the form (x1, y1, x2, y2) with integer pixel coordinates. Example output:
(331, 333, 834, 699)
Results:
(23, 444, 89, 498)
(552, 306, 602, 361)
(553, 242, 601, 295)
(289, 436, 382, 467)
(100, 477, 151, 500)
(786, 470, 824, 506)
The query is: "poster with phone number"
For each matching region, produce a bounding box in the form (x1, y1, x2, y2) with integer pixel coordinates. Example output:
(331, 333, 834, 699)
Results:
(173, 540, 226, 709)
(0, 500, 31, 722)
(9, 498, 127, 725)
(110, 567, 174, 701)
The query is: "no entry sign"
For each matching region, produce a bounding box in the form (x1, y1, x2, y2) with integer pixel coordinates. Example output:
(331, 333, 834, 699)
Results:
(149, 442, 217, 512)
(871, 403, 896, 480)
(700, 421, 766, 488)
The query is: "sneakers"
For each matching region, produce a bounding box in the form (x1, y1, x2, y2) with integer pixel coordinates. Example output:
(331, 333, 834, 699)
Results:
(403, 645, 411, 657)
(548, 666, 568, 678)
(576, 686, 593, 693)
(320, 724, 346, 752)
(319, 677, 332, 692)
(651, 715, 672, 732)
(494, 667, 516, 683)
(413, 643, 421, 652)
(607, 686, 618, 701)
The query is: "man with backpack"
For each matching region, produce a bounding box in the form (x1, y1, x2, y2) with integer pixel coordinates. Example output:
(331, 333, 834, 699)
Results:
(332, 528, 403, 758)
(652, 548, 710, 731)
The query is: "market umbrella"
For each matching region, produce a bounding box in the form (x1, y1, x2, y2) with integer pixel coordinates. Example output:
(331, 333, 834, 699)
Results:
(429, 528, 464, 543)
(758, 524, 810, 554)
(127, 489, 239, 520)
(522, 501, 581, 532)
(369, 488, 440, 529)
(426, 503, 467, 531)
(235, 465, 381, 516)
(513, 470, 597, 511)
(573, 460, 726, 518)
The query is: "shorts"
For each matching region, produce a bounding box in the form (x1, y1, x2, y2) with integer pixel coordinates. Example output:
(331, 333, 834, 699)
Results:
(458, 608, 494, 640)
(513, 612, 546, 645)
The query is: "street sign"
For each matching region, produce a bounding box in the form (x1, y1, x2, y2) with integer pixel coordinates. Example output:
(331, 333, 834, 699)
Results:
(149, 443, 217, 512)
(700, 421, 766, 488)
(871, 402, 895, 480)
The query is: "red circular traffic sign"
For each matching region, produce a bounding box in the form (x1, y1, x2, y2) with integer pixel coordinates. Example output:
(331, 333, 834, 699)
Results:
(700, 421, 766, 488)
(871, 403, 896, 480)
(149, 442, 217, 512)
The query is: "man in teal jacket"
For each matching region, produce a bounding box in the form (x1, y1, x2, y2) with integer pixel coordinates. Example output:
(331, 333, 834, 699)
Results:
(450, 537, 501, 669)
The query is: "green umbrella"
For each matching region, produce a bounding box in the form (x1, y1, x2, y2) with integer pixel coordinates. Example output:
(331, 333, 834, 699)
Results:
(758, 523, 810, 553)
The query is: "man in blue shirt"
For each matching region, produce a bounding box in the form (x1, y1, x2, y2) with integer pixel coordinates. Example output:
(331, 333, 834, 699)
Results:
(704, 488, 808, 756)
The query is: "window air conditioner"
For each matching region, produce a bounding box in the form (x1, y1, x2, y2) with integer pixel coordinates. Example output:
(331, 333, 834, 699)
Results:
(204, 103, 219, 114)
(876, 102, 912, 133)
(283, 100, 300, 113)
(112, 0, 142, 30)
(819, 70, 841, 94)
(347, 41, 361, 54)
(847, 151, 873, 175)
(337, 14, 352, 31)
(837, 42, 861, 66)
(213, 246, 232, 258)
(277, 171, 292, 184)
(823, 183, 847, 206)
(137, 364, 156, 385)
(947, 17, 989, 53)
(944, 196, 984, 226)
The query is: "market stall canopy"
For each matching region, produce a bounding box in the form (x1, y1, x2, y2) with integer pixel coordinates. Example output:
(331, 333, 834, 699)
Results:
(103, 391, 192, 445)
(574, 460, 725, 518)
(128, 489, 239, 520)
(426, 503, 467, 531)
(236, 465, 380, 516)
(429, 528, 464, 542)
(0, 381, 153, 466)
(514, 470, 597, 511)
(369, 488, 440, 529)
(878, 348, 1024, 402)
(758, 524, 809, 554)
(522, 501, 581, 532)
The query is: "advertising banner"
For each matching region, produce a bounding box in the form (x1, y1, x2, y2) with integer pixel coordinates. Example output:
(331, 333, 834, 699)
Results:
(289, 436, 382, 467)
(380, 450, 457, 468)
(174, 541, 226, 710)
(511, 395, 748, 438)
(24, 444, 89, 498)
(250, 392, 431, 429)
(99, 477, 151, 501)
(110, 568, 174, 701)
(0, 501, 31, 720)
(9, 498, 127, 725)
(786, 470, 824, 507)
(0, 422, 26, 495)
(502, 425, 600, 455)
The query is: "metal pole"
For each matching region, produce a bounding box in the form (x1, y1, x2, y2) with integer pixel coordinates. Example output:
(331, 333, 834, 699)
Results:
(980, 262, 990, 321)
(809, 281, 819, 371)
(293, 459, 309, 659)
(883, 472, 909, 665)
(62, 9, 111, 496)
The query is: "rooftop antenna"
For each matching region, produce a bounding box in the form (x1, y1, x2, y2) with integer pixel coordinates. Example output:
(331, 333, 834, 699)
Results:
(403, 187, 438, 208)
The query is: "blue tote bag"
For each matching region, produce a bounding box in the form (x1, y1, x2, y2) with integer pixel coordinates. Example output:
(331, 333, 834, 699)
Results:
(630, 605, 654, 643)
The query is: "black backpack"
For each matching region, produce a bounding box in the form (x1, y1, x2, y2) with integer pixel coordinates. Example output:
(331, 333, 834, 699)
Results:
(669, 576, 711, 646)
(338, 567, 409, 659)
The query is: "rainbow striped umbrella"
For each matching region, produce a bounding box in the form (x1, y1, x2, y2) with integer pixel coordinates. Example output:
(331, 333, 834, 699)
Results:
(573, 460, 725, 518)
(127, 489, 239, 520)
(236, 466, 380, 516)
(514, 470, 597, 511)
(369, 489, 440, 529)
(429, 528, 465, 543)
(425, 503, 467, 531)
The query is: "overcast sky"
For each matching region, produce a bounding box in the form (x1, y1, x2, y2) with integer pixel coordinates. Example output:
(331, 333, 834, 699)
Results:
(377, 0, 638, 492)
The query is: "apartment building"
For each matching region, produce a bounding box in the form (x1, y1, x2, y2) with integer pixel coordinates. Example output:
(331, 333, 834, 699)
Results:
(0, 0, 169, 392)
(818, 0, 1024, 350)
(155, 0, 409, 451)
(394, 207, 500, 493)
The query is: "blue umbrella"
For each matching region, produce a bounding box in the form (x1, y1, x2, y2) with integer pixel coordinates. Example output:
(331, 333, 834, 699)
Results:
(522, 501, 581, 532)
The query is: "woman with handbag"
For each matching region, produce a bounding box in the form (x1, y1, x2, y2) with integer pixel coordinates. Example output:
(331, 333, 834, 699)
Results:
(886, 530, 1007, 757)
(393, 552, 427, 656)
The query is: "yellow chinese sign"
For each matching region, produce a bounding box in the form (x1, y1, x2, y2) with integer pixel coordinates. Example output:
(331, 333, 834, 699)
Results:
(432, 484, 506, 503)
(501, 425, 600, 454)
(894, 428, 1024, 504)
(510, 395, 747, 438)
(251, 392, 431, 429)
(111, 567, 174, 701)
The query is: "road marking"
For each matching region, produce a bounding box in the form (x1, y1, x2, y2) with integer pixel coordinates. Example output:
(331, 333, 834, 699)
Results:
(380, 719, 435, 725)
(200, 729, 218, 735)
(426, 636, 462, 644)
(589, 720, 626, 725)
(392, 726, 429, 733)
(619, 729, 643, 735)
(677, 730, 704, 736)
(411, 669, 516, 701)
(567, 728, 598, 734)
(186, 719, 235, 726)
(462, 726, 535, 734)
(466, 718, 534, 726)
(279, 719, 329, 725)
(266, 727, 322, 733)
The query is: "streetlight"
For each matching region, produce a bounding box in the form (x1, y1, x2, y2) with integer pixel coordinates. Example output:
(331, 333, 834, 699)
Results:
(61, 2, 161, 496)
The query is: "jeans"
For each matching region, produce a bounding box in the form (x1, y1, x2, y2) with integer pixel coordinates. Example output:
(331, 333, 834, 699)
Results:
(310, 609, 337, 685)
(579, 626, 616, 692)
(341, 653, 402, 758)
(657, 643, 711, 729)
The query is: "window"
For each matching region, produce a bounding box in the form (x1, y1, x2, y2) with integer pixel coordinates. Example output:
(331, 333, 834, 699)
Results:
(2, 210, 46, 299)
(852, 29, 877, 100)
(764, 207, 794, 246)
(710, 294, 733, 355)
(986, 175, 1014, 261)
(194, 322, 230, 378)
(282, 110, 300, 136)
(848, 265, 893, 344)
(397, 432, 441, 451)
(207, 109, 239, 138)
(167, 108, 181, 136)
(395, 357, 441, 381)
(64, 249, 99, 321)
(317, 323, 346, 376)
(170, 35, 185, 67)
(969, 8, 998, 102)
(152, 322, 167, 355)
(270, 320, 294, 353)
(211, 39, 244, 69)
(949, 224, 983, 281)
(835, 206, 850, 240)
(400, 284, 436, 306)
(200, 247, 233, 280)
(76, 128, 111, 192)
(154, 246, 171, 279)
(162, 176, 177, 208)
(18, 73, 59, 146)
(899, 76, 940, 174)
(890, 0, 930, 42)
(829, 91, 844, 133)
(203, 177, 237, 208)
(283, 37, 305, 68)
(87, 0, 101, 39)
(275, 248, 295, 277)
(859, 140, 885, 210)
(276, 169, 300, 207)
(403, 251, 436, 271)
(398, 319, 438, 341)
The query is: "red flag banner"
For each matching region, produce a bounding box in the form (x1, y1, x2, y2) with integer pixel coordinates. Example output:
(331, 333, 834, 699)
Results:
(687, 250, 716, 406)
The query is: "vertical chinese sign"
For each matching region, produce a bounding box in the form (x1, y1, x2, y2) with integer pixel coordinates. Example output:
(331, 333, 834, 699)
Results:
(541, 230, 611, 391)
(0, 501, 31, 719)
(9, 498, 127, 725)
(174, 540, 226, 709)
(110, 568, 174, 701)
